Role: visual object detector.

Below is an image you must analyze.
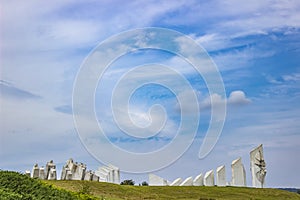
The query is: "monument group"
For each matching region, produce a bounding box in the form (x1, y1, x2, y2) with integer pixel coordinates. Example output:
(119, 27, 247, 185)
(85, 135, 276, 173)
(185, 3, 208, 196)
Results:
(26, 144, 266, 188)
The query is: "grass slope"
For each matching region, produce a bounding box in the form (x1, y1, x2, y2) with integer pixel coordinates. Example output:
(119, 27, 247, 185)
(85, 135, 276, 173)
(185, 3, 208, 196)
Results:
(0, 171, 96, 200)
(46, 180, 300, 200)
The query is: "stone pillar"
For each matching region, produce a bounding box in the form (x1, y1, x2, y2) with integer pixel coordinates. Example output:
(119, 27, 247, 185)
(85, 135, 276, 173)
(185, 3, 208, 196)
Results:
(170, 178, 182, 186)
(108, 164, 120, 184)
(95, 164, 120, 184)
(250, 144, 266, 188)
(31, 164, 40, 178)
(60, 166, 68, 180)
(45, 160, 56, 180)
(216, 165, 226, 186)
(96, 166, 110, 182)
(149, 174, 168, 186)
(193, 173, 203, 186)
(73, 162, 86, 180)
(84, 170, 93, 181)
(66, 171, 72, 180)
(39, 166, 46, 180)
(231, 157, 246, 187)
(179, 176, 193, 186)
(48, 168, 57, 180)
(204, 170, 214, 186)
(92, 173, 99, 182)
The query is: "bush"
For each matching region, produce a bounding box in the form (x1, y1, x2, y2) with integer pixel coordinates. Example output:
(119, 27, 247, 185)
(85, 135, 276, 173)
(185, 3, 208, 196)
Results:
(141, 181, 148, 186)
(120, 179, 135, 185)
(0, 170, 78, 199)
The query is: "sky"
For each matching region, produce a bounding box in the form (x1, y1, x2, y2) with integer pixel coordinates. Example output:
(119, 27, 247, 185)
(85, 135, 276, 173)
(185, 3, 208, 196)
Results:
(1, 0, 300, 188)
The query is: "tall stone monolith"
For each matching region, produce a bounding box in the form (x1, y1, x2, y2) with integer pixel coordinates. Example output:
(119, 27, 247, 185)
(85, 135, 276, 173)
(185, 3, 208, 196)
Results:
(250, 144, 266, 188)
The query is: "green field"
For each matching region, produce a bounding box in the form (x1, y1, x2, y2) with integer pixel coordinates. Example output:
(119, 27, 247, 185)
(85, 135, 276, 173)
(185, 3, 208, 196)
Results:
(44, 180, 300, 200)
(1, 171, 299, 200)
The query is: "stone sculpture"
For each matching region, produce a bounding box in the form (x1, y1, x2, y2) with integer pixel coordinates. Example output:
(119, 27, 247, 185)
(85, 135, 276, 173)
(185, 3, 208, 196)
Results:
(39, 166, 46, 180)
(61, 158, 74, 180)
(204, 170, 214, 186)
(107, 164, 120, 184)
(96, 167, 109, 182)
(216, 165, 226, 186)
(61, 158, 87, 181)
(231, 157, 246, 187)
(95, 164, 120, 184)
(170, 178, 182, 186)
(31, 164, 39, 178)
(91, 173, 99, 182)
(26, 159, 116, 183)
(84, 170, 93, 181)
(148, 174, 168, 186)
(193, 173, 203, 186)
(25, 144, 265, 187)
(73, 162, 87, 180)
(48, 168, 57, 180)
(45, 160, 56, 180)
(179, 176, 193, 186)
(250, 144, 266, 188)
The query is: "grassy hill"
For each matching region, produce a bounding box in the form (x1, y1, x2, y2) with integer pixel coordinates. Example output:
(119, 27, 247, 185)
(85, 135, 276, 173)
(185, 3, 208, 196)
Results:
(0, 170, 96, 200)
(46, 180, 300, 200)
(1, 171, 299, 200)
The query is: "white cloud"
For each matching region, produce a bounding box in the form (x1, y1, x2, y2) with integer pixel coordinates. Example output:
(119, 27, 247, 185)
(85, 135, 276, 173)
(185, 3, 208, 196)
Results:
(201, 90, 251, 109)
(228, 90, 251, 105)
(282, 73, 300, 81)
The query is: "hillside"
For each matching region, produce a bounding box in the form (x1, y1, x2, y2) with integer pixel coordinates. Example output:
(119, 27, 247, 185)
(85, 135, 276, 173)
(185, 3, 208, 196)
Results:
(0, 171, 96, 200)
(46, 180, 300, 200)
(1, 171, 299, 200)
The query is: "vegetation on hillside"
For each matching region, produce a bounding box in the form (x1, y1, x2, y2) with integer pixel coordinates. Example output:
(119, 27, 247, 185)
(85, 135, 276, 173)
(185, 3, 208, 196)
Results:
(1, 170, 299, 200)
(47, 179, 300, 200)
(0, 170, 96, 200)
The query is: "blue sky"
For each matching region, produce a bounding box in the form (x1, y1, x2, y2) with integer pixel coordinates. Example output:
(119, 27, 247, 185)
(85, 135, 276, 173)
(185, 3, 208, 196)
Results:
(1, 0, 300, 187)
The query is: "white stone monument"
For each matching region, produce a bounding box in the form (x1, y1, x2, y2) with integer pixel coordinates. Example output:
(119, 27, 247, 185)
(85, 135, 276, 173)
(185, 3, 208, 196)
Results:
(31, 164, 40, 178)
(84, 170, 93, 181)
(95, 164, 120, 184)
(180, 176, 193, 186)
(61, 167, 70, 180)
(48, 168, 57, 180)
(216, 165, 226, 186)
(170, 178, 182, 186)
(250, 144, 266, 188)
(66, 171, 72, 180)
(108, 164, 120, 184)
(73, 162, 86, 180)
(204, 170, 214, 186)
(193, 173, 203, 186)
(96, 167, 110, 182)
(61, 158, 87, 181)
(149, 174, 168, 186)
(39, 166, 46, 180)
(91, 173, 99, 182)
(231, 157, 246, 187)
(45, 160, 56, 180)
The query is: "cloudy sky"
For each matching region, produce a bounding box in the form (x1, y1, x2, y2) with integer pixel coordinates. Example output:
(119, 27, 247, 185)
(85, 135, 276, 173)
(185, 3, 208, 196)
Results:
(1, 0, 300, 187)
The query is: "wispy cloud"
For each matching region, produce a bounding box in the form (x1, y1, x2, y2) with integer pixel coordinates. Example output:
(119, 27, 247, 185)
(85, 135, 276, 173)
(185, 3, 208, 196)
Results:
(0, 80, 41, 100)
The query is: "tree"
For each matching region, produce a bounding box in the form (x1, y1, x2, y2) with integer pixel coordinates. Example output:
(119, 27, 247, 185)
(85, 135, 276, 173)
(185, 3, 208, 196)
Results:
(120, 179, 135, 185)
(141, 181, 148, 186)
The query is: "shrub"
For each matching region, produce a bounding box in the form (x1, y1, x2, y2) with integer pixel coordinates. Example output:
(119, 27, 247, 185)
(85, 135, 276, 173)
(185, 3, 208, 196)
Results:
(120, 179, 135, 185)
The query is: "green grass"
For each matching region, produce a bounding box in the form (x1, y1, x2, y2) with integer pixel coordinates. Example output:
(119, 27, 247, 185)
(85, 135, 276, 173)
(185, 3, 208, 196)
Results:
(1, 170, 299, 200)
(45, 180, 300, 200)
(0, 170, 96, 200)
